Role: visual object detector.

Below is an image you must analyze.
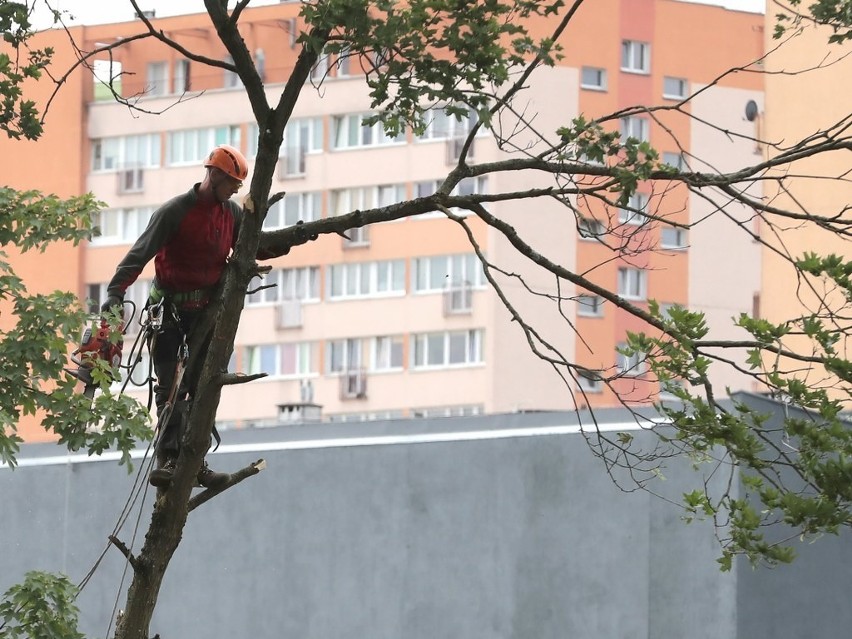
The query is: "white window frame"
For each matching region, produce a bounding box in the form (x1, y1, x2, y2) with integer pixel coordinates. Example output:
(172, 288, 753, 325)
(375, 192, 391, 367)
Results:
(331, 113, 404, 150)
(663, 76, 688, 100)
(371, 335, 404, 372)
(661, 227, 688, 250)
(278, 117, 323, 176)
(576, 369, 603, 393)
(279, 342, 318, 378)
(621, 40, 650, 74)
(146, 61, 168, 97)
(618, 193, 649, 226)
(416, 104, 480, 141)
(335, 45, 351, 78)
(172, 59, 191, 94)
(92, 206, 155, 245)
(411, 329, 484, 370)
(414, 176, 488, 218)
(327, 260, 406, 300)
(167, 126, 240, 166)
(246, 266, 320, 305)
(413, 254, 486, 293)
(263, 192, 321, 230)
(617, 342, 647, 377)
(662, 152, 686, 171)
(326, 337, 364, 374)
(576, 294, 604, 318)
(223, 54, 240, 88)
(580, 66, 607, 91)
(309, 50, 330, 83)
(331, 184, 406, 216)
(244, 342, 318, 378)
(578, 217, 606, 240)
(618, 267, 647, 301)
(91, 134, 160, 172)
(620, 116, 650, 143)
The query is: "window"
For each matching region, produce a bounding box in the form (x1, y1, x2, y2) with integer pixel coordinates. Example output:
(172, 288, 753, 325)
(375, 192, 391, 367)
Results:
(146, 62, 167, 97)
(580, 66, 607, 91)
(411, 405, 483, 418)
(89, 279, 153, 332)
(576, 294, 604, 317)
(578, 217, 606, 240)
(173, 59, 191, 94)
(331, 113, 403, 149)
(244, 342, 318, 377)
(167, 126, 240, 166)
(330, 184, 406, 216)
(309, 51, 329, 83)
(255, 48, 266, 82)
(122, 279, 153, 334)
(618, 193, 649, 226)
(223, 55, 240, 88)
(372, 336, 404, 371)
(661, 227, 688, 250)
(662, 152, 686, 171)
(417, 105, 478, 141)
(246, 266, 320, 305)
(327, 338, 363, 373)
(617, 342, 647, 376)
(328, 260, 406, 299)
(92, 134, 160, 172)
(92, 207, 154, 244)
(413, 254, 485, 292)
(576, 369, 603, 393)
(663, 76, 688, 100)
(335, 45, 351, 77)
(621, 40, 650, 73)
(618, 267, 647, 300)
(414, 176, 488, 217)
(92, 59, 122, 100)
(263, 192, 321, 230)
(620, 116, 649, 143)
(279, 118, 323, 176)
(412, 330, 483, 369)
(280, 342, 317, 377)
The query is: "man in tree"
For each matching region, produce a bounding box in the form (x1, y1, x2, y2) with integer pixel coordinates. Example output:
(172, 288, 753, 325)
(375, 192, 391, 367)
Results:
(101, 144, 250, 489)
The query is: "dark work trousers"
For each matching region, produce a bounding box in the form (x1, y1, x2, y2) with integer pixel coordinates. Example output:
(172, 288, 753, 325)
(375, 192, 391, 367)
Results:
(152, 306, 206, 460)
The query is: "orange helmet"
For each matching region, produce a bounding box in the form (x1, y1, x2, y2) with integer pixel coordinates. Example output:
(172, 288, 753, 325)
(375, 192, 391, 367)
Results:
(204, 144, 249, 181)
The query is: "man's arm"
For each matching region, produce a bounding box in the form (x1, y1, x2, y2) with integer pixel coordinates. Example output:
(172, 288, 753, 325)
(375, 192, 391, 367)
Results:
(106, 192, 191, 298)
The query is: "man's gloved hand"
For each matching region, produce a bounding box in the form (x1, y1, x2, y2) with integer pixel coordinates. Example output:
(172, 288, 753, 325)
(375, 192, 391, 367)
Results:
(100, 294, 124, 314)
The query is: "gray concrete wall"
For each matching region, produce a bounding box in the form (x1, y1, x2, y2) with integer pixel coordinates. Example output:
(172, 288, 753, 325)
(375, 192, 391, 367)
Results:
(1, 407, 848, 638)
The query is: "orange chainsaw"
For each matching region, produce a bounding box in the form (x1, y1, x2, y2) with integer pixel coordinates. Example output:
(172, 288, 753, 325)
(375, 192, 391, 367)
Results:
(66, 316, 125, 399)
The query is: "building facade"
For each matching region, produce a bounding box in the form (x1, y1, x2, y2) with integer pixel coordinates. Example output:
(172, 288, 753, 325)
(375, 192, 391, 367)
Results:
(2, 1, 765, 438)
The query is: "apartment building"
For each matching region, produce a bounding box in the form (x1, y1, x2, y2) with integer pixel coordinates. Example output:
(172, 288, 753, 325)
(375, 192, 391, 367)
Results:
(3, 1, 765, 437)
(760, 12, 852, 393)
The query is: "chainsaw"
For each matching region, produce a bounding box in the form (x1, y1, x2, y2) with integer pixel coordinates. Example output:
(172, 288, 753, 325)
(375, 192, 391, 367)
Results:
(66, 314, 125, 399)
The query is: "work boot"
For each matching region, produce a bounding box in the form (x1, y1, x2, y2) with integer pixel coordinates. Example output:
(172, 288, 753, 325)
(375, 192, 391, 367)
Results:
(196, 459, 229, 489)
(149, 457, 176, 488)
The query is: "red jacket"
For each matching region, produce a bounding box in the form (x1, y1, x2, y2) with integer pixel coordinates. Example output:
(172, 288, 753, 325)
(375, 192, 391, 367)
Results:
(107, 185, 244, 297)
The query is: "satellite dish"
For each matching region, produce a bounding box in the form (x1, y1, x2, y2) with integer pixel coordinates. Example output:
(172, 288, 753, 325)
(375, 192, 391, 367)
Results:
(745, 100, 759, 122)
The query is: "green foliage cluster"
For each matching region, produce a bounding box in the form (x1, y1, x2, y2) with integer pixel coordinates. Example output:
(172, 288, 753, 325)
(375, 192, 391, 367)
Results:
(557, 115, 660, 206)
(0, 571, 83, 639)
(774, 0, 852, 43)
(0, 1, 54, 139)
(0, 187, 153, 468)
(617, 270, 852, 568)
(302, 0, 565, 136)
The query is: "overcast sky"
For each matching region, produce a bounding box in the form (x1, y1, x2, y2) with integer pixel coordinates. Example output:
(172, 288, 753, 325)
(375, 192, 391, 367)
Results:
(32, 0, 765, 30)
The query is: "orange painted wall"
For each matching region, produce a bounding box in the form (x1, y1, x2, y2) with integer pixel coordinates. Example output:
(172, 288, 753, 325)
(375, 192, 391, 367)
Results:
(0, 28, 91, 442)
(564, 1, 763, 408)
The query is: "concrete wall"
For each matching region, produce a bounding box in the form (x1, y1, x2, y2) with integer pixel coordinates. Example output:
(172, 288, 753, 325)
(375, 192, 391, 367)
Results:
(2, 404, 850, 638)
